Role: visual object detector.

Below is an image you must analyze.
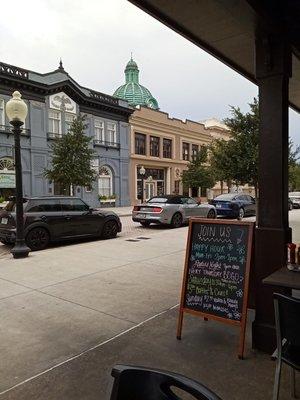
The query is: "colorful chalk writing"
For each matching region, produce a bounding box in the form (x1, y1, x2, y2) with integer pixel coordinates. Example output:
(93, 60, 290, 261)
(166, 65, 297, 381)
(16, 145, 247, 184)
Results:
(184, 222, 249, 321)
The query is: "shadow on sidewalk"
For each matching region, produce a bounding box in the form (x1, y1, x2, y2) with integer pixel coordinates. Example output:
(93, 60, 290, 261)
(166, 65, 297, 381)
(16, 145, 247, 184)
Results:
(1, 308, 290, 400)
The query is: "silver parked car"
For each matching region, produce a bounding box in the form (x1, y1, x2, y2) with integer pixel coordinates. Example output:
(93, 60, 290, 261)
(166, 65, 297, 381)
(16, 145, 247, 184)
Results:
(289, 192, 300, 208)
(132, 195, 216, 228)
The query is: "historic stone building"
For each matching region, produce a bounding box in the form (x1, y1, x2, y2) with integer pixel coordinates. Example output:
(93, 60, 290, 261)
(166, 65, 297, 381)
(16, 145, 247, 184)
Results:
(127, 107, 233, 204)
(113, 58, 236, 204)
(0, 61, 133, 207)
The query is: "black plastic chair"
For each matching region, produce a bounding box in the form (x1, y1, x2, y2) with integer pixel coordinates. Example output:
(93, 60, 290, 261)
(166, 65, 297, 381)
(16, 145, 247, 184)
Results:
(110, 365, 223, 400)
(273, 293, 300, 400)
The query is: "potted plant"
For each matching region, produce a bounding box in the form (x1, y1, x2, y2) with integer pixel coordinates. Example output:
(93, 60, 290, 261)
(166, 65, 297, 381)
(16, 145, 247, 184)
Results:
(99, 194, 116, 207)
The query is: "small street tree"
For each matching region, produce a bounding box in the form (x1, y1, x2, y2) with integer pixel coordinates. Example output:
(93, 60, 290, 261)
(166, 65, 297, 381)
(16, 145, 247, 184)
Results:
(210, 98, 299, 198)
(181, 146, 216, 196)
(222, 98, 259, 197)
(44, 115, 95, 195)
(209, 139, 235, 193)
(289, 140, 300, 190)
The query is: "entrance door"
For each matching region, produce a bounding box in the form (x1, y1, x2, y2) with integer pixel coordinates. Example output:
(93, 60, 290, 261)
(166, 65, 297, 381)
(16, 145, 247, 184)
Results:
(145, 182, 155, 200)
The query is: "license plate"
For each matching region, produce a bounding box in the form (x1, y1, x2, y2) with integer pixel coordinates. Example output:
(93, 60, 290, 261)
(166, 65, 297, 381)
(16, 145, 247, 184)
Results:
(1, 218, 8, 224)
(138, 213, 146, 218)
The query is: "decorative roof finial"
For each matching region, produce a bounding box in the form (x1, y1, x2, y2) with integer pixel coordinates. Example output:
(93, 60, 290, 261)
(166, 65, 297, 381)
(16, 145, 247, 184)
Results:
(58, 58, 64, 71)
(131, 52, 133, 61)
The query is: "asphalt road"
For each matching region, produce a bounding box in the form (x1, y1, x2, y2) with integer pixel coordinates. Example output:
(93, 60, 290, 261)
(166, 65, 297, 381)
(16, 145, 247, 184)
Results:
(1, 210, 300, 259)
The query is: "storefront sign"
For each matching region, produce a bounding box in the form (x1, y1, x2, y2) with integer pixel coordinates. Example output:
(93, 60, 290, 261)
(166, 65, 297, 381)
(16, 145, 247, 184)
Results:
(177, 218, 254, 359)
(0, 174, 16, 188)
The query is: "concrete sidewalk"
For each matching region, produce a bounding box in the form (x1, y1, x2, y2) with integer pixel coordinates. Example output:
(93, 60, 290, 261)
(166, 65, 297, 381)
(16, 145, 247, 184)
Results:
(0, 227, 187, 396)
(0, 226, 290, 399)
(0, 309, 291, 400)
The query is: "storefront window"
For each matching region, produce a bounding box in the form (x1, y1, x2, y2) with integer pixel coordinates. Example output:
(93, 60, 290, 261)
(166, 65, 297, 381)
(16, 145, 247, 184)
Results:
(137, 168, 164, 180)
(136, 167, 165, 199)
(163, 138, 172, 158)
(150, 136, 160, 157)
(135, 133, 146, 155)
(98, 166, 113, 197)
(157, 181, 164, 196)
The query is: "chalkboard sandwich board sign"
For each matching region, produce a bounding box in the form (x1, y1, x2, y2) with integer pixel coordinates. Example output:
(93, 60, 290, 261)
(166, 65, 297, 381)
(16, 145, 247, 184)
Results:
(177, 218, 254, 359)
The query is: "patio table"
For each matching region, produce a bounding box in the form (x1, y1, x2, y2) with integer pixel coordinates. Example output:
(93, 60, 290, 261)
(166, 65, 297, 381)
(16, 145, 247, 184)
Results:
(263, 266, 300, 292)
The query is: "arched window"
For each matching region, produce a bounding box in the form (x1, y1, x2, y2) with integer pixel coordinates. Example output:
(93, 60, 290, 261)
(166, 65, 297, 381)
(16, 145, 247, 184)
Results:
(98, 166, 113, 197)
(0, 157, 14, 172)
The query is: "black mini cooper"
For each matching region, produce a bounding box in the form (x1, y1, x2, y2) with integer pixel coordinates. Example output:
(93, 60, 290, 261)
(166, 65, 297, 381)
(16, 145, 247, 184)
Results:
(0, 196, 122, 251)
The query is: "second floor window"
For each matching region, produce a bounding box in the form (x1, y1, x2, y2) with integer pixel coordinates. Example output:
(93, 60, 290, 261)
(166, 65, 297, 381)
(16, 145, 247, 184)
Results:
(135, 133, 146, 155)
(163, 138, 172, 158)
(95, 119, 104, 141)
(65, 113, 76, 133)
(49, 110, 61, 135)
(150, 136, 160, 157)
(0, 99, 4, 127)
(182, 142, 190, 161)
(192, 144, 199, 161)
(107, 122, 116, 144)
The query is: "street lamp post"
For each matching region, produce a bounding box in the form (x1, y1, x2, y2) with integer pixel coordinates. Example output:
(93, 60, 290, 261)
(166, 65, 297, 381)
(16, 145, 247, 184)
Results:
(6, 91, 30, 259)
(139, 165, 146, 203)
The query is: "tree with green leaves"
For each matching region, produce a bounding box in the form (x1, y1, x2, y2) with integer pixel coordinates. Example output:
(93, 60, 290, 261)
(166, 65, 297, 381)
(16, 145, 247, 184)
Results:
(209, 139, 235, 193)
(289, 140, 300, 190)
(181, 146, 216, 196)
(210, 97, 299, 197)
(222, 98, 259, 197)
(44, 115, 95, 195)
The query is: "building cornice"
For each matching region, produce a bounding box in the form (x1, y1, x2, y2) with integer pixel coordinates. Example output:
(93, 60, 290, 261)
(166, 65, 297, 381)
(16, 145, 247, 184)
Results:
(0, 61, 134, 118)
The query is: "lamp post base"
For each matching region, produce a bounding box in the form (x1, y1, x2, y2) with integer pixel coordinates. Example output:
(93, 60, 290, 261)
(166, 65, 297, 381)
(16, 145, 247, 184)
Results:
(11, 240, 30, 259)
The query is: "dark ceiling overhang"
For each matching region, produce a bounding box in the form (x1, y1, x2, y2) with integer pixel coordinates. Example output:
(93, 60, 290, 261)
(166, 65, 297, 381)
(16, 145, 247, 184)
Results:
(128, 0, 300, 112)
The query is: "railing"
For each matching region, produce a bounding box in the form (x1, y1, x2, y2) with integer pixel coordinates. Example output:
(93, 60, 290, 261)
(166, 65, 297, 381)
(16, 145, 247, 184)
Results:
(93, 139, 120, 149)
(89, 90, 119, 105)
(47, 132, 63, 140)
(0, 125, 30, 137)
(0, 62, 29, 79)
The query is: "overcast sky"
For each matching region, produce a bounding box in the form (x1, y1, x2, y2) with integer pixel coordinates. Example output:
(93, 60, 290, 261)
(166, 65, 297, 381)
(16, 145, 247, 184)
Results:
(0, 0, 299, 144)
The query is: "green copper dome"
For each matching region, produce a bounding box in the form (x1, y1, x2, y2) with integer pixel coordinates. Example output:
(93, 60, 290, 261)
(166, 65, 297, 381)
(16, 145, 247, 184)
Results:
(113, 57, 159, 110)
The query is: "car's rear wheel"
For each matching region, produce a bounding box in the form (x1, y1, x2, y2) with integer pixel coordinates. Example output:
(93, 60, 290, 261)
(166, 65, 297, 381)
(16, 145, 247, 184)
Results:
(26, 227, 50, 251)
(207, 209, 216, 219)
(102, 220, 118, 239)
(171, 212, 183, 228)
(238, 207, 245, 220)
(140, 221, 150, 227)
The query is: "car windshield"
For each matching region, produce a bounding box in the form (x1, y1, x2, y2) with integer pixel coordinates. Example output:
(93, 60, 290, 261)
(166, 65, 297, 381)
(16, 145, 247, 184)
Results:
(147, 197, 168, 203)
(214, 194, 236, 201)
